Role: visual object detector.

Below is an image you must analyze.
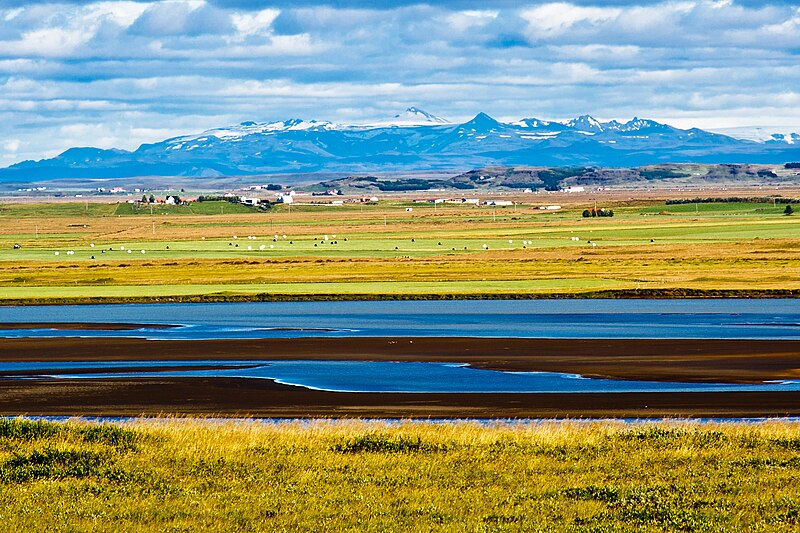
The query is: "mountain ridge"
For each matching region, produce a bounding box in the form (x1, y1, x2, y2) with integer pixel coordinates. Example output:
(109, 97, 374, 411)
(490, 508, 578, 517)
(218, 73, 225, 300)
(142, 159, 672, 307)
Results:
(2, 108, 798, 182)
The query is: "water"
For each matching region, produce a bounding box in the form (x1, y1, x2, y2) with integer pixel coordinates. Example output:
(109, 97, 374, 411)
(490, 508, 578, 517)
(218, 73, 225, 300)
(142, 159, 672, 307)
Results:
(1, 299, 799, 340)
(2, 360, 799, 394)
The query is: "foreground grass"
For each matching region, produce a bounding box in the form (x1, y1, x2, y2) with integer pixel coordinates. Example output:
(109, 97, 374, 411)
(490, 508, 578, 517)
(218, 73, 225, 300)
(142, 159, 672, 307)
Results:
(1, 418, 800, 531)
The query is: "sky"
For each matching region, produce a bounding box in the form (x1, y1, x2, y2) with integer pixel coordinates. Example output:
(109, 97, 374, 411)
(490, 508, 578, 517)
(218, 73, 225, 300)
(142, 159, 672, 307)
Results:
(1, 0, 799, 166)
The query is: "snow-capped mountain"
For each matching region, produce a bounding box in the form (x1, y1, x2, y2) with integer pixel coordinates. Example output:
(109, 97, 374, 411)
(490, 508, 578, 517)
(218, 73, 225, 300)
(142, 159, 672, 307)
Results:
(565, 114, 605, 133)
(2, 109, 799, 181)
(370, 106, 450, 127)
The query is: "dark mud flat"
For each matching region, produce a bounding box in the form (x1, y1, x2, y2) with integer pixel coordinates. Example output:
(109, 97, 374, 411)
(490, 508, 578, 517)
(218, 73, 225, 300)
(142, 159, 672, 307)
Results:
(3, 337, 800, 383)
(2, 336, 800, 417)
(3, 378, 800, 418)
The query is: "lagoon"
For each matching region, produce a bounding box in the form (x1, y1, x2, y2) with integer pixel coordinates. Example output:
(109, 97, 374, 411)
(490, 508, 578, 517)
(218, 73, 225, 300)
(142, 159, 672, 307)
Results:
(2, 359, 800, 394)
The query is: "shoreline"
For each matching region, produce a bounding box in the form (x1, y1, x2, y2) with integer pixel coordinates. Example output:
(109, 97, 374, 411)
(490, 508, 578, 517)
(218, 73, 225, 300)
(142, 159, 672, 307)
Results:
(1, 288, 800, 306)
(4, 378, 800, 418)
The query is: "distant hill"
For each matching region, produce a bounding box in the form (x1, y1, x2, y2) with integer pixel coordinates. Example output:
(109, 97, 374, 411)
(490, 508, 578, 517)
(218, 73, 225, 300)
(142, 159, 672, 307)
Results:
(316, 164, 800, 193)
(2, 108, 800, 183)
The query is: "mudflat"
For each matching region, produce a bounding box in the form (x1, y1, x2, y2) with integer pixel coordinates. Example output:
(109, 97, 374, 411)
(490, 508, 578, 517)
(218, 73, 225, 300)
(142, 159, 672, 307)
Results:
(2, 336, 800, 383)
(3, 378, 800, 418)
(2, 336, 800, 417)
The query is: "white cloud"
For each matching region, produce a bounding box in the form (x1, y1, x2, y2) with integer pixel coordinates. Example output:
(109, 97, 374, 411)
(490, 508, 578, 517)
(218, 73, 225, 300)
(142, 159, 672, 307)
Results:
(7, 28, 89, 56)
(231, 8, 280, 37)
(1, 0, 800, 165)
(520, 3, 622, 37)
(3, 139, 20, 152)
(446, 10, 498, 32)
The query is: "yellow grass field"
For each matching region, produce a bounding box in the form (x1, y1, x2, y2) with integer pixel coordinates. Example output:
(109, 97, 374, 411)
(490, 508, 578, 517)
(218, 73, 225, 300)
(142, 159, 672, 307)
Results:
(2, 418, 800, 531)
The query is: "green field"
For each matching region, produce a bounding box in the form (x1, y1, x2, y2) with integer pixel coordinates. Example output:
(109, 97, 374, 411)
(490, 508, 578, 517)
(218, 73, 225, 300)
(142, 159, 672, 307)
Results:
(2, 418, 800, 531)
(0, 198, 798, 302)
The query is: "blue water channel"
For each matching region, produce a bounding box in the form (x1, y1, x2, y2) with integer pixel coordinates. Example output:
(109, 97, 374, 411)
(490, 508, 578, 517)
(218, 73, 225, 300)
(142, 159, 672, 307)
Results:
(2, 360, 799, 393)
(1, 299, 799, 340)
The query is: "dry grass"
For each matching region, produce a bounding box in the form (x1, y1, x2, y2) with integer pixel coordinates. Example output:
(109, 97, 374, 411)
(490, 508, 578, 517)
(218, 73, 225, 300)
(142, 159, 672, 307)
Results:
(1, 417, 800, 531)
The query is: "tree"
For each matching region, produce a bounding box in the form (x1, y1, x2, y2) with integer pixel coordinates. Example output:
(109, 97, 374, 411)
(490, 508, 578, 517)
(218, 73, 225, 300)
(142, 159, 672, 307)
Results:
(582, 209, 591, 218)
(785, 204, 794, 215)
(141, 194, 148, 203)
(149, 194, 155, 203)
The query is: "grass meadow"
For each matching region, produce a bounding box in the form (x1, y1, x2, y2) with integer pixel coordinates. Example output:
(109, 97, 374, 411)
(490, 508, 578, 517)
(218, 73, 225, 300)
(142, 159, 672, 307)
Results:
(1, 417, 800, 531)
(0, 198, 798, 301)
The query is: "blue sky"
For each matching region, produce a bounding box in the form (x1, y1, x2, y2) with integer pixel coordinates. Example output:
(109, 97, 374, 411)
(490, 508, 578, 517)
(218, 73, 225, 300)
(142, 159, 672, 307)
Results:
(1, 0, 799, 166)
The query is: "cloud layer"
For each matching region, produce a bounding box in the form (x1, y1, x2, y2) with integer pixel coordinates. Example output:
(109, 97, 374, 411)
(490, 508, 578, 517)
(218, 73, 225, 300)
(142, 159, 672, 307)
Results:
(1, 0, 799, 166)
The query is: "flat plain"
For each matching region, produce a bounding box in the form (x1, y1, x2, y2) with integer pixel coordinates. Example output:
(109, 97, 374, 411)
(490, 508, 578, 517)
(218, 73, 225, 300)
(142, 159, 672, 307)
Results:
(3, 189, 800, 531)
(1, 189, 799, 303)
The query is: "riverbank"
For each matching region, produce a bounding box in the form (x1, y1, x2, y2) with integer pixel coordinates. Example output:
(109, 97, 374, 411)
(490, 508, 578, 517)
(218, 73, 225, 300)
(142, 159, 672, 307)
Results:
(2, 287, 800, 306)
(3, 336, 800, 417)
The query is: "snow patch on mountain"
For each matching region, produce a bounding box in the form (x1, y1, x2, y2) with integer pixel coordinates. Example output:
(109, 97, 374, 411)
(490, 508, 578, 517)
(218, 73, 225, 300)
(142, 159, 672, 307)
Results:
(365, 107, 450, 127)
(711, 126, 800, 144)
(565, 115, 604, 132)
(170, 119, 339, 143)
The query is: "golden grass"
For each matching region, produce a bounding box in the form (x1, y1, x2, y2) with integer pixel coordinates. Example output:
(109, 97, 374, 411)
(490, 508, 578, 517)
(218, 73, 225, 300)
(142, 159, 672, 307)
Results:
(2, 418, 800, 531)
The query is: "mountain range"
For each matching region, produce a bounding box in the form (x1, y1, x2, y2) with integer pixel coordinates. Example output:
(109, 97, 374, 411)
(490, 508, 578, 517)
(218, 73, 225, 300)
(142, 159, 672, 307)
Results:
(2, 108, 799, 182)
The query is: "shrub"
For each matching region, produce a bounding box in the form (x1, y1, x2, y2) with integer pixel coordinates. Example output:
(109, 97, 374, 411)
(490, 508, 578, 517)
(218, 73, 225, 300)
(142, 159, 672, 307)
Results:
(333, 433, 444, 453)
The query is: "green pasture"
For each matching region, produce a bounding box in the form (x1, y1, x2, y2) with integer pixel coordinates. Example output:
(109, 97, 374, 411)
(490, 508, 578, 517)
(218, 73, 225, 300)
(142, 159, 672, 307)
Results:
(113, 201, 257, 216)
(2, 214, 797, 262)
(638, 201, 791, 216)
